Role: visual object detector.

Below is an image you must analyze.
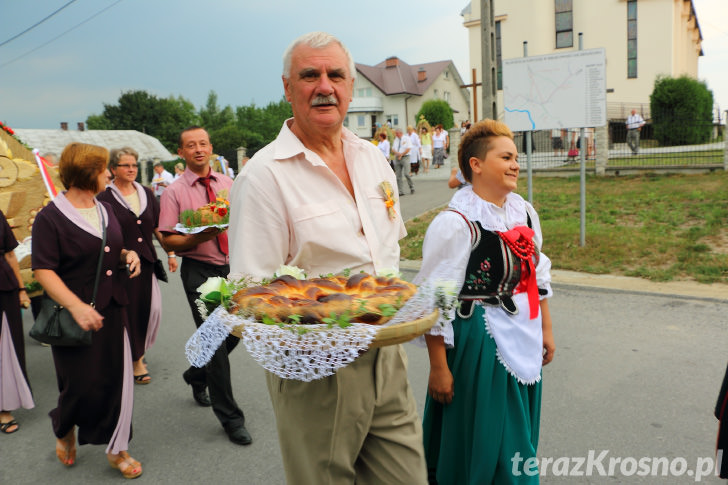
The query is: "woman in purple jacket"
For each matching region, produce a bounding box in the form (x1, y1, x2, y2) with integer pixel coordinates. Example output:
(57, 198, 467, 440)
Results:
(97, 147, 174, 385)
(32, 143, 143, 478)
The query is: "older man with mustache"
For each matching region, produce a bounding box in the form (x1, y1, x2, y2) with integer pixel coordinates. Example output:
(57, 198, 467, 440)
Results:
(228, 32, 426, 484)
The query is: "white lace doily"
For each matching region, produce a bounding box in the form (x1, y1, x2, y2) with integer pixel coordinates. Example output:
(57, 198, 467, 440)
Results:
(173, 223, 229, 234)
(184, 281, 457, 382)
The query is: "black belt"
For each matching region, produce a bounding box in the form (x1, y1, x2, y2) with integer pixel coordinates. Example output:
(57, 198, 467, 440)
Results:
(457, 287, 548, 319)
(457, 296, 518, 319)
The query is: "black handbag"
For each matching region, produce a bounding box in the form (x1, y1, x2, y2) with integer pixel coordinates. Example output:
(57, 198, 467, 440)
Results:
(29, 209, 107, 346)
(153, 258, 168, 283)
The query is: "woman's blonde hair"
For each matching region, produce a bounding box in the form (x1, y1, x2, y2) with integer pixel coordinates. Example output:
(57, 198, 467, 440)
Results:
(457, 119, 513, 183)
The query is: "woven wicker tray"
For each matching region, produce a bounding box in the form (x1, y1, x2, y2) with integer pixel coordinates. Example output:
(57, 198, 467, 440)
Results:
(229, 309, 438, 348)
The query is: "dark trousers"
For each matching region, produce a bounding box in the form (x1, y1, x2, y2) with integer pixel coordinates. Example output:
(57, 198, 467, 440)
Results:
(181, 257, 245, 430)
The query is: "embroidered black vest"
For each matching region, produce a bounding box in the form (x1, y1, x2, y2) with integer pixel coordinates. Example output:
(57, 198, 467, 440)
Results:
(449, 210, 539, 319)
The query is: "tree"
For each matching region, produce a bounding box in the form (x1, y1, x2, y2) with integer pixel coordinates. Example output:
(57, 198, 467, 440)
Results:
(199, 91, 235, 132)
(236, 98, 292, 155)
(650, 75, 713, 146)
(415, 99, 454, 130)
(86, 90, 198, 151)
(85, 114, 112, 130)
(87, 90, 292, 158)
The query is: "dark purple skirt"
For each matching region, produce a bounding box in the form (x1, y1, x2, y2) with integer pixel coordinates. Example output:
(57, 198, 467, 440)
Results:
(124, 259, 154, 361)
(50, 302, 131, 445)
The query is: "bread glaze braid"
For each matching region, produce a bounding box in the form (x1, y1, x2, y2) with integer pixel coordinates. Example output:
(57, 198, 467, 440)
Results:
(231, 273, 416, 324)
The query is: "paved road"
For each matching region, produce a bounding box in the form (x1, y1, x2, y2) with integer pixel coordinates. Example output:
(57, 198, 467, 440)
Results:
(3, 167, 727, 483)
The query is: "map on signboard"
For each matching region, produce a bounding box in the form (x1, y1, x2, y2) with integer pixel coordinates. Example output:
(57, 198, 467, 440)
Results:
(503, 48, 606, 132)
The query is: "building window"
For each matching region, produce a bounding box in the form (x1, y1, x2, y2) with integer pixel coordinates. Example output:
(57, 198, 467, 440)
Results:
(356, 87, 373, 97)
(357, 115, 366, 127)
(343, 116, 349, 128)
(386, 114, 399, 127)
(434, 89, 439, 98)
(444, 70, 449, 79)
(496, 20, 503, 90)
(555, 0, 573, 48)
(444, 91, 451, 103)
(627, 0, 637, 78)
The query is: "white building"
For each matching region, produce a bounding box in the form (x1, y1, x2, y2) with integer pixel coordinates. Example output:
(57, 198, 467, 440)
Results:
(347, 57, 470, 138)
(461, 0, 703, 121)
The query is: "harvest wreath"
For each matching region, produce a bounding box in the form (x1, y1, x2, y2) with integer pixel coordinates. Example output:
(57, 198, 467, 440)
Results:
(185, 265, 456, 381)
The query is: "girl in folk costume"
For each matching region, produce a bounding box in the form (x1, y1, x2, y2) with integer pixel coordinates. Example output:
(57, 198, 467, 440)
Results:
(416, 119, 555, 484)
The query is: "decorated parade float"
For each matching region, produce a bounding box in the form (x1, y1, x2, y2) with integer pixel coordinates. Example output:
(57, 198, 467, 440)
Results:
(0, 121, 63, 298)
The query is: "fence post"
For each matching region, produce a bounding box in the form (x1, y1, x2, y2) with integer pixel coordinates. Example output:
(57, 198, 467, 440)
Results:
(595, 124, 608, 176)
(449, 128, 461, 164)
(724, 111, 728, 172)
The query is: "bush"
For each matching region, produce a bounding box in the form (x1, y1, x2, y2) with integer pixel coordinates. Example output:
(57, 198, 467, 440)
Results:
(415, 100, 454, 130)
(649, 75, 713, 146)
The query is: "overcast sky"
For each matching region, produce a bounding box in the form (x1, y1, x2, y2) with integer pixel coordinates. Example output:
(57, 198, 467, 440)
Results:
(0, 0, 725, 130)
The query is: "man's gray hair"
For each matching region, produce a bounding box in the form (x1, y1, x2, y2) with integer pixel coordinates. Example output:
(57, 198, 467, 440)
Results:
(282, 31, 356, 81)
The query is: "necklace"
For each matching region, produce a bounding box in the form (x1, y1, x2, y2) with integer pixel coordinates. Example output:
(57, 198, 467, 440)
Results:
(498, 231, 535, 261)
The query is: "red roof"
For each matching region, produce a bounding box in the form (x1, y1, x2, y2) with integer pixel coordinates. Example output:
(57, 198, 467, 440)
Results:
(355, 58, 454, 96)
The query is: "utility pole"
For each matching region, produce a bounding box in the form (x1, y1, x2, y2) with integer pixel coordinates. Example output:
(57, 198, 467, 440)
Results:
(480, 0, 498, 120)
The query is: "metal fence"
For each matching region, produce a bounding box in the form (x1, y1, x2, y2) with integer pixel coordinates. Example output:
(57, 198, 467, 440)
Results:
(511, 104, 725, 173)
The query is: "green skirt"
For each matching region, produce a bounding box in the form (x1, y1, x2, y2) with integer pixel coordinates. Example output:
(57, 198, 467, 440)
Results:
(422, 304, 542, 484)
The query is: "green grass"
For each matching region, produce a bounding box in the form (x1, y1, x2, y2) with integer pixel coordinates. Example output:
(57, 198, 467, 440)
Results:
(400, 172, 728, 284)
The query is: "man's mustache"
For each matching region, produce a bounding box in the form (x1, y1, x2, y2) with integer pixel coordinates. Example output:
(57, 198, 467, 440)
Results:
(311, 94, 338, 106)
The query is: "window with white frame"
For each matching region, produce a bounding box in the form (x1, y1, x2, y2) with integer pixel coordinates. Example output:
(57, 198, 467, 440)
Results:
(357, 115, 366, 127)
(386, 114, 399, 127)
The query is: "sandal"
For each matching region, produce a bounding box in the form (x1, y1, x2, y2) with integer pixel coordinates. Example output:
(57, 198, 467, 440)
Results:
(108, 451, 143, 479)
(133, 374, 151, 385)
(0, 419, 19, 434)
(56, 428, 76, 466)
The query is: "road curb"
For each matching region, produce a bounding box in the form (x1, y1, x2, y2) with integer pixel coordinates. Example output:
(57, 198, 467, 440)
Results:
(399, 260, 727, 302)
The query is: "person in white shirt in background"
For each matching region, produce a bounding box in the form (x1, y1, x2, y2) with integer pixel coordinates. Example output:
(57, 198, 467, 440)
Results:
(432, 124, 449, 168)
(151, 162, 174, 201)
(551, 128, 565, 156)
(377, 132, 392, 169)
(393, 128, 415, 195)
(625, 109, 646, 155)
